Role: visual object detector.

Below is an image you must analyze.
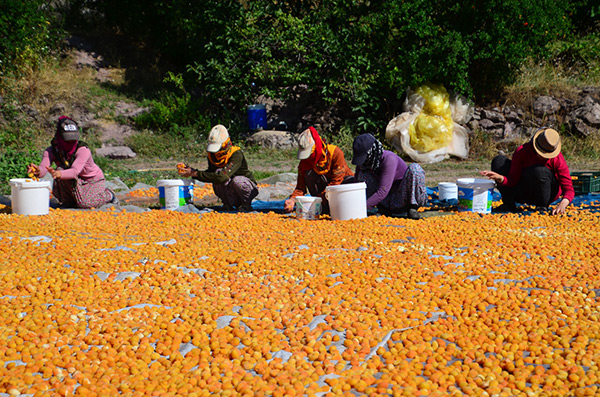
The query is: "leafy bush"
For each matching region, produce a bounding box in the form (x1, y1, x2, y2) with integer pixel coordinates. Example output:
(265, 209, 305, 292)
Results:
(0, 148, 39, 195)
(0, 0, 58, 75)
(70, 0, 581, 132)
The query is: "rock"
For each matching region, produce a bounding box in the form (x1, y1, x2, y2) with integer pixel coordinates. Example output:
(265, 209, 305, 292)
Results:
(504, 110, 521, 122)
(479, 118, 495, 129)
(95, 146, 137, 159)
(502, 122, 523, 140)
(49, 103, 67, 116)
(480, 109, 505, 123)
(566, 96, 600, 137)
(106, 177, 130, 193)
(259, 173, 297, 184)
(467, 119, 480, 132)
(567, 117, 598, 137)
(246, 130, 296, 149)
(95, 120, 137, 145)
(533, 96, 561, 116)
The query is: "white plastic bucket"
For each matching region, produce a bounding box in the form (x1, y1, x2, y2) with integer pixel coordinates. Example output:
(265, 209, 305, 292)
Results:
(456, 178, 495, 214)
(438, 182, 458, 201)
(295, 196, 322, 220)
(325, 182, 367, 221)
(9, 178, 51, 215)
(156, 179, 194, 210)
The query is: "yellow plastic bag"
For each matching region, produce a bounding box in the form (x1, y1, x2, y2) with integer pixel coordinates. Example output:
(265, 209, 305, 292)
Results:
(386, 83, 473, 163)
(408, 83, 454, 152)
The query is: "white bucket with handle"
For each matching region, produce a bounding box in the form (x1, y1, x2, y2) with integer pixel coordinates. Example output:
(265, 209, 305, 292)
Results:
(325, 182, 367, 221)
(10, 178, 51, 215)
(438, 182, 458, 201)
(457, 178, 495, 214)
(156, 179, 194, 210)
(295, 196, 322, 220)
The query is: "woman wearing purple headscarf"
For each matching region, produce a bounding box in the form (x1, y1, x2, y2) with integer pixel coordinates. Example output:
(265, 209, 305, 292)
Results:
(351, 133, 427, 219)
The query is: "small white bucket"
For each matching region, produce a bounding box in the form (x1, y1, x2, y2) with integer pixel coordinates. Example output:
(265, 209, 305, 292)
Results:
(325, 182, 367, 221)
(438, 182, 458, 201)
(10, 178, 51, 215)
(456, 178, 495, 214)
(295, 196, 322, 220)
(156, 179, 194, 210)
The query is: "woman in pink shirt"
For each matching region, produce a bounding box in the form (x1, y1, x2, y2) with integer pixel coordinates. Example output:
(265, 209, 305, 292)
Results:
(27, 116, 118, 209)
(480, 128, 574, 215)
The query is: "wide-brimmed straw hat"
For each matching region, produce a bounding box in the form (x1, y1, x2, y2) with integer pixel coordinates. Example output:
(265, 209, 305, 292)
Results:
(532, 128, 561, 159)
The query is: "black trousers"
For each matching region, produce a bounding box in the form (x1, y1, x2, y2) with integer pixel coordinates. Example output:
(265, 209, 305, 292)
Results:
(491, 155, 559, 207)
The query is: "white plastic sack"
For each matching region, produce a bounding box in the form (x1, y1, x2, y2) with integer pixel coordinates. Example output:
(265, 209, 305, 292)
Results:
(386, 84, 473, 164)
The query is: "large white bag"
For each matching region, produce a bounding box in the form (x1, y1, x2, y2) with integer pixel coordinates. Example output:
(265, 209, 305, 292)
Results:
(386, 84, 473, 163)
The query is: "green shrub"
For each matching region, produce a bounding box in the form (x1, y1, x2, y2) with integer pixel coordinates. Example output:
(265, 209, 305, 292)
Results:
(0, 0, 58, 75)
(0, 147, 39, 195)
(71, 0, 577, 132)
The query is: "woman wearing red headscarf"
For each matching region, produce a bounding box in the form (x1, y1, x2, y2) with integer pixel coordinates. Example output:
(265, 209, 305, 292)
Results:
(27, 116, 118, 209)
(284, 127, 354, 214)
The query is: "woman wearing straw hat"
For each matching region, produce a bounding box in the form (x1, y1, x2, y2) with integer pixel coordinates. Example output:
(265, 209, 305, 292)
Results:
(350, 133, 427, 220)
(27, 116, 118, 209)
(480, 127, 574, 215)
(178, 125, 258, 211)
(284, 126, 354, 214)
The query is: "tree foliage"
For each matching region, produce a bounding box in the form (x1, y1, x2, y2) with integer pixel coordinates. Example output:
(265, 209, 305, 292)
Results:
(0, 0, 58, 75)
(6, 0, 598, 132)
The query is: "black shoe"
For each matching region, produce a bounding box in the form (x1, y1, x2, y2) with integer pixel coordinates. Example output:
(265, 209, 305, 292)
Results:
(108, 189, 119, 205)
(493, 203, 517, 213)
(238, 203, 253, 212)
(377, 206, 394, 216)
(533, 206, 549, 214)
(407, 208, 421, 220)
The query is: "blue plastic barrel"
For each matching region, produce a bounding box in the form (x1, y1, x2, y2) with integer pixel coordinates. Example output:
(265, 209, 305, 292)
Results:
(247, 104, 267, 131)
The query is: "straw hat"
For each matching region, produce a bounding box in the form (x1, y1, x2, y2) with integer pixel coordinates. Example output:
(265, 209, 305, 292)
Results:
(532, 128, 561, 159)
(297, 129, 315, 160)
(206, 125, 229, 153)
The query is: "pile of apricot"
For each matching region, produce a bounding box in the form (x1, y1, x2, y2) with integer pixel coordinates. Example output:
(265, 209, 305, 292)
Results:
(0, 201, 599, 396)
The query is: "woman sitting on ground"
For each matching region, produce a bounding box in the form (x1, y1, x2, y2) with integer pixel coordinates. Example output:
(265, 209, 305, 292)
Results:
(284, 126, 354, 214)
(479, 127, 574, 215)
(350, 133, 427, 219)
(27, 116, 118, 209)
(178, 125, 258, 211)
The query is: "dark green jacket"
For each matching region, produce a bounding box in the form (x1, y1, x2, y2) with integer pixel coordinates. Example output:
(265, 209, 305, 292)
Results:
(194, 150, 256, 185)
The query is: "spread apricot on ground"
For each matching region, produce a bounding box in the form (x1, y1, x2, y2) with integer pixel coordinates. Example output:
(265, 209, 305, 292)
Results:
(0, 204, 599, 396)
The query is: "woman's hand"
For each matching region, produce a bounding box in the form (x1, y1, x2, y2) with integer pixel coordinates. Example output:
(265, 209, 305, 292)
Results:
(552, 198, 570, 215)
(27, 163, 40, 177)
(284, 198, 295, 213)
(177, 163, 194, 178)
(46, 166, 61, 179)
(479, 170, 504, 184)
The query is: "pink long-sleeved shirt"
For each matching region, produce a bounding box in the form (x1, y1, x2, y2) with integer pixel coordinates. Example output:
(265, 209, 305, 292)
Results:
(38, 146, 105, 180)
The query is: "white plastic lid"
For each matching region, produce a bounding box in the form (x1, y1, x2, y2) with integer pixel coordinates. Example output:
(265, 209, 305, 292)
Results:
(156, 179, 193, 187)
(295, 196, 322, 203)
(456, 178, 495, 189)
(325, 182, 367, 193)
(9, 178, 51, 188)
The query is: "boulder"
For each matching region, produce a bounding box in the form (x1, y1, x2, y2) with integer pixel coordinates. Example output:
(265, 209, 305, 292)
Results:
(246, 130, 296, 150)
(533, 96, 561, 116)
(95, 145, 137, 159)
